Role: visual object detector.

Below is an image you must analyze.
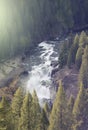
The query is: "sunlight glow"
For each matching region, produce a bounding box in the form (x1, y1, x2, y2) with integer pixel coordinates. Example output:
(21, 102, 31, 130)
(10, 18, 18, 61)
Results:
(0, 1, 12, 32)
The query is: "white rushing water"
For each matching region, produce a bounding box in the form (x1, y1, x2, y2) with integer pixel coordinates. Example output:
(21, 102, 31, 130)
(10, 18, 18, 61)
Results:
(26, 41, 58, 100)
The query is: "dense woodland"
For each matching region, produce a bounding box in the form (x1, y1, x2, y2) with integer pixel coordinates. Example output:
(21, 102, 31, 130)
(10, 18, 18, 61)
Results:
(0, 80, 88, 130)
(59, 31, 88, 88)
(0, 0, 88, 61)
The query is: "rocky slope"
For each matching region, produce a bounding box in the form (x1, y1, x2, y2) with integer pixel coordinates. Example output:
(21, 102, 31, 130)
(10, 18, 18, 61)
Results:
(51, 65, 79, 100)
(0, 56, 28, 100)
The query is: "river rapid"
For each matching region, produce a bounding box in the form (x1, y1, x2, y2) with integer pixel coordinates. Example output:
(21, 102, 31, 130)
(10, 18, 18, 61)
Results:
(21, 40, 60, 104)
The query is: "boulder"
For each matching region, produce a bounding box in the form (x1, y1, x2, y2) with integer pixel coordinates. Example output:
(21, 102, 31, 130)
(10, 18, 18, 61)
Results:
(51, 61, 58, 67)
(20, 71, 29, 77)
(51, 67, 59, 77)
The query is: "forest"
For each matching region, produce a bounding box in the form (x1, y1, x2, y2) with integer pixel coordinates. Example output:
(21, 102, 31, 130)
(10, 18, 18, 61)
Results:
(0, 0, 88, 61)
(0, 0, 88, 130)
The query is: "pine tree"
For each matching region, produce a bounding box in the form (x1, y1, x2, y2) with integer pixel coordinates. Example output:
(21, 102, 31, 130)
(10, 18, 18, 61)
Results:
(79, 31, 87, 48)
(78, 45, 88, 88)
(59, 42, 69, 68)
(0, 97, 11, 130)
(48, 81, 68, 130)
(56, 0, 74, 30)
(72, 83, 88, 130)
(68, 95, 75, 115)
(18, 92, 32, 130)
(11, 87, 24, 130)
(44, 102, 50, 118)
(75, 47, 84, 69)
(67, 34, 79, 68)
(59, 36, 74, 68)
(31, 90, 41, 130)
(39, 108, 49, 130)
(67, 95, 75, 130)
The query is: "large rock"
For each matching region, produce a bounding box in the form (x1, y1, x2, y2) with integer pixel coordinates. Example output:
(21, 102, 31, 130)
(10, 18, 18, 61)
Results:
(51, 60, 58, 67)
(20, 71, 29, 77)
(51, 67, 59, 77)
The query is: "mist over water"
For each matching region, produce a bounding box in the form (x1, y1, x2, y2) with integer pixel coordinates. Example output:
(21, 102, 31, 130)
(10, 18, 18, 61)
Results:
(25, 41, 58, 100)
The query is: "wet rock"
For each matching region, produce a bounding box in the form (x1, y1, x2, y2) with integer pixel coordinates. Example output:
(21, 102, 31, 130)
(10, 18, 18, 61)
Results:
(50, 52, 58, 58)
(21, 54, 26, 62)
(41, 81, 47, 86)
(52, 79, 58, 91)
(20, 71, 29, 77)
(51, 60, 58, 67)
(51, 67, 59, 77)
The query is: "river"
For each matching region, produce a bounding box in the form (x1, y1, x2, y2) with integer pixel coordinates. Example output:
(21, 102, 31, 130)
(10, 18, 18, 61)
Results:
(21, 40, 60, 104)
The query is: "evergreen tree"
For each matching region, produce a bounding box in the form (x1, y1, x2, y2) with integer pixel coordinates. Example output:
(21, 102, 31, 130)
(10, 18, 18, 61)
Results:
(0, 0, 88, 61)
(18, 92, 32, 130)
(75, 47, 84, 69)
(78, 45, 88, 88)
(39, 108, 49, 130)
(11, 87, 24, 130)
(0, 97, 11, 130)
(79, 31, 87, 48)
(72, 83, 88, 130)
(67, 95, 75, 130)
(70, 0, 87, 27)
(68, 95, 75, 115)
(59, 41, 69, 68)
(56, 0, 74, 30)
(67, 34, 79, 68)
(48, 81, 68, 130)
(31, 90, 41, 130)
(44, 102, 50, 118)
(59, 43, 67, 68)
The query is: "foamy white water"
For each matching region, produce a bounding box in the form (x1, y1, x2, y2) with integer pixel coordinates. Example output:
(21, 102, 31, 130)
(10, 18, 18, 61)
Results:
(26, 41, 58, 100)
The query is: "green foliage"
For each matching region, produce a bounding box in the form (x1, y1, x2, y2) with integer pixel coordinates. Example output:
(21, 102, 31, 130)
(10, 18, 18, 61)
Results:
(59, 43, 68, 68)
(0, 89, 49, 130)
(68, 95, 75, 114)
(31, 90, 42, 130)
(67, 34, 79, 68)
(0, 0, 88, 61)
(67, 95, 75, 130)
(56, 0, 74, 30)
(44, 102, 50, 118)
(11, 87, 24, 130)
(18, 92, 32, 130)
(39, 109, 49, 130)
(59, 38, 73, 68)
(48, 81, 68, 130)
(78, 46, 88, 88)
(72, 83, 88, 130)
(79, 31, 88, 48)
(0, 97, 11, 130)
(71, 0, 88, 27)
(75, 47, 84, 70)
